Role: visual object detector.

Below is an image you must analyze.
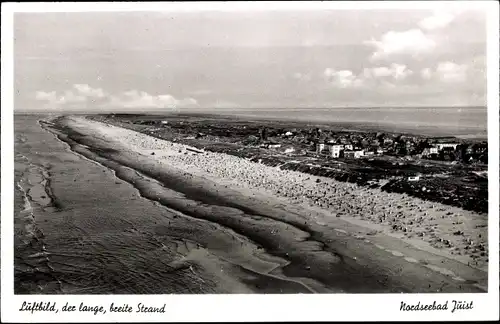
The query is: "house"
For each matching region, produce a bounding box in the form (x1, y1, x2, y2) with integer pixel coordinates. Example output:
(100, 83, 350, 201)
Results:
(364, 151, 375, 157)
(344, 144, 353, 151)
(268, 144, 281, 149)
(354, 150, 365, 158)
(430, 147, 439, 154)
(326, 138, 336, 144)
(316, 143, 325, 154)
(435, 143, 459, 151)
(344, 151, 355, 159)
(329, 144, 344, 158)
(344, 150, 364, 159)
(408, 175, 420, 181)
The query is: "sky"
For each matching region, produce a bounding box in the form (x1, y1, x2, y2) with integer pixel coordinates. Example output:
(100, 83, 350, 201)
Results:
(14, 6, 487, 112)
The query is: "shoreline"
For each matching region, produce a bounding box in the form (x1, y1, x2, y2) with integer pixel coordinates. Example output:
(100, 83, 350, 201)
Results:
(16, 115, 322, 294)
(39, 115, 488, 292)
(46, 123, 324, 293)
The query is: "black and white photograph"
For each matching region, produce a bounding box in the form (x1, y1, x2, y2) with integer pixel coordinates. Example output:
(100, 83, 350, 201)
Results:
(1, 1, 499, 322)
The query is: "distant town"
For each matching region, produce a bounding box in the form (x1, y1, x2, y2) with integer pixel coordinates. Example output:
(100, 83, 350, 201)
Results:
(113, 115, 488, 166)
(255, 126, 488, 164)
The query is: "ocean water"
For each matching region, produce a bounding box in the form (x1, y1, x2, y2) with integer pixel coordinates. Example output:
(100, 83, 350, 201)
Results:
(185, 107, 488, 138)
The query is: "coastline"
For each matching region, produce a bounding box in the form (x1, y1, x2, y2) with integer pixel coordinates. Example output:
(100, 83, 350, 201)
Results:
(15, 116, 315, 294)
(20, 114, 487, 293)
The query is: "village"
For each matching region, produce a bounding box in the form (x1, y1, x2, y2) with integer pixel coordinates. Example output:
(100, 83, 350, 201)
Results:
(256, 126, 488, 165)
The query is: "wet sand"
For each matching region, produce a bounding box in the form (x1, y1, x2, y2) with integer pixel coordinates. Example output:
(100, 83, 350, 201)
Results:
(15, 116, 311, 294)
(14, 115, 488, 293)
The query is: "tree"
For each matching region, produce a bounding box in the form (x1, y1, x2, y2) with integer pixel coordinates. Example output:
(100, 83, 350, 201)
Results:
(259, 127, 268, 141)
(456, 144, 468, 162)
(479, 150, 488, 164)
(398, 146, 408, 156)
(376, 132, 385, 145)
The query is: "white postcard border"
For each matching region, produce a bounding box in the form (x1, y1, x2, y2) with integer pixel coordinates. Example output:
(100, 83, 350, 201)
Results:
(1, 1, 499, 322)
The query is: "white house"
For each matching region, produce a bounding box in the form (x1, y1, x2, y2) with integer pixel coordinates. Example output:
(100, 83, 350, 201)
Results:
(329, 145, 344, 158)
(316, 143, 325, 154)
(344, 150, 364, 159)
(354, 150, 364, 159)
(435, 143, 459, 151)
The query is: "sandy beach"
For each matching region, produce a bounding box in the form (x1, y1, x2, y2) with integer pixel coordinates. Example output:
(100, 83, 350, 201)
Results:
(12, 115, 488, 293)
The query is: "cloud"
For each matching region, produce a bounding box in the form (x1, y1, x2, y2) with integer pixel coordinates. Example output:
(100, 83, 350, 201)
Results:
(435, 62, 468, 83)
(363, 63, 413, 80)
(418, 10, 455, 30)
(364, 29, 436, 60)
(364, 9, 467, 61)
(323, 68, 363, 88)
(35, 91, 57, 102)
(324, 63, 413, 90)
(35, 89, 87, 105)
(417, 62, 471, 84)
(35, 84, 107, 107)
(35, 84, 198, 110)
(109, 90, 197, 109)
(73, 84, 106, 98)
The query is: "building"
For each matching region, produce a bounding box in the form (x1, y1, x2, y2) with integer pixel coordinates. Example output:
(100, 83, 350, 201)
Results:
(354, 150, 364, 158)
(316, 143, 325, 154)
(435, 143, 459, 151)
(364, 151, 375, 157)
(344, 150, 364, 159)
(329, 144, 344, 158)
(344, 151, 355, 159)
(284, 147, 295, 154)
(344, 144, 353, 151)
(408, 174, 422, 181)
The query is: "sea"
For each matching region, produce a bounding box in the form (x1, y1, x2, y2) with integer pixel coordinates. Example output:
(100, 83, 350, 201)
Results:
(16, 106, 488, 139)
(180, 107, 488, 139)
